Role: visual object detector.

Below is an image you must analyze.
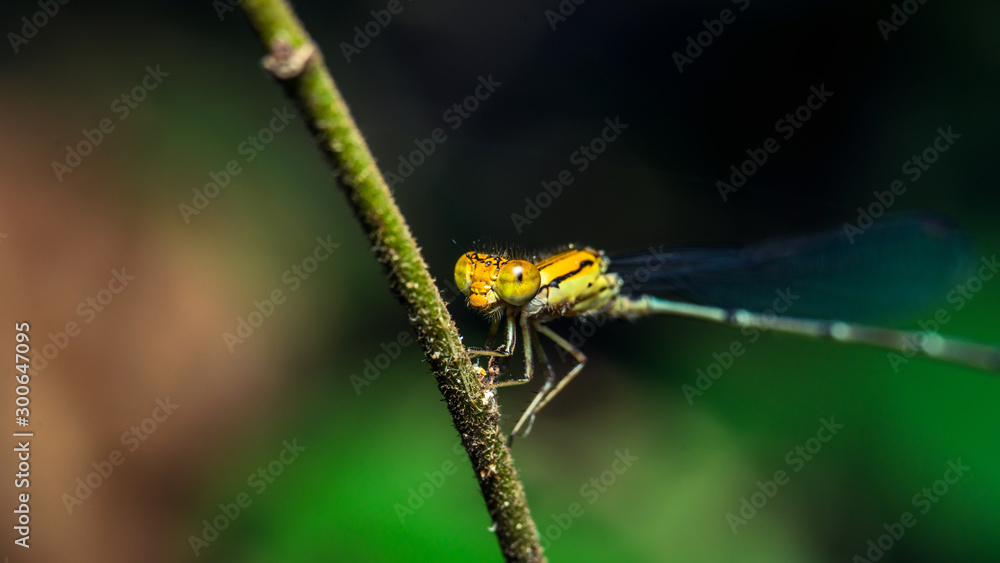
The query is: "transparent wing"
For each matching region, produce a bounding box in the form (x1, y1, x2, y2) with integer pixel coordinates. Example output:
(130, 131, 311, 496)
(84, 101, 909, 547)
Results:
(608, 213, 977, 323)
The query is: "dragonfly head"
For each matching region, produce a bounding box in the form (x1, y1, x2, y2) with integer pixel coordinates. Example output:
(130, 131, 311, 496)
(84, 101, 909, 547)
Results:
(454, 252, 541, 312)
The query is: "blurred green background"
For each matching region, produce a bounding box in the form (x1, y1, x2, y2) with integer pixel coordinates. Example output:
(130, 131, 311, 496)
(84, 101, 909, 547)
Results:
(2, 1, 999, 562)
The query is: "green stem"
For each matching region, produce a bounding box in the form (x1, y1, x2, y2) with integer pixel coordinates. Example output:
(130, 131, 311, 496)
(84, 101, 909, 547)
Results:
(237, 1, 545, 561)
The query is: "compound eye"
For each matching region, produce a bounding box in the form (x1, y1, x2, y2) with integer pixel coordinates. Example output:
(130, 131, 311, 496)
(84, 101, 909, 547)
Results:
(496, 260, 541, 306)
(454, 254, 474, 296)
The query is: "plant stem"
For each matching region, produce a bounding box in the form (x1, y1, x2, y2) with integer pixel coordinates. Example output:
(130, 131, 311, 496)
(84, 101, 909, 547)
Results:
(237, 1, 545, 560)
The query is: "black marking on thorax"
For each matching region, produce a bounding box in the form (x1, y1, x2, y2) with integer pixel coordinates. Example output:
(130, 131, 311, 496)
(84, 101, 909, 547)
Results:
(540, 259, 594, 290)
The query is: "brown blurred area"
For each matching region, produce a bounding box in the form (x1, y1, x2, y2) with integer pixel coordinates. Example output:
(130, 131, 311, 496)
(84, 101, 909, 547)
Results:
(0, 105, 293, 562)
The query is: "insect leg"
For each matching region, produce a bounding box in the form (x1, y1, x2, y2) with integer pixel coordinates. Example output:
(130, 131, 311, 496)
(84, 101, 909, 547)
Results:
(509, 323, 560, 442)
(467, 313, 517, 359)
(532, 323, 588, 413)
(493, 312, 535, 388)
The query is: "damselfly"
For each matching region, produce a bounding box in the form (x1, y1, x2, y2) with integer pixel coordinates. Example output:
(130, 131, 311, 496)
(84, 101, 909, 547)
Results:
(454, 214, 1000, 442)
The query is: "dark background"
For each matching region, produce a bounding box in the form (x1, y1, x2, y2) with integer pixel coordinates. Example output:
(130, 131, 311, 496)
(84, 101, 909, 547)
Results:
(1, 0, 998, 561)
